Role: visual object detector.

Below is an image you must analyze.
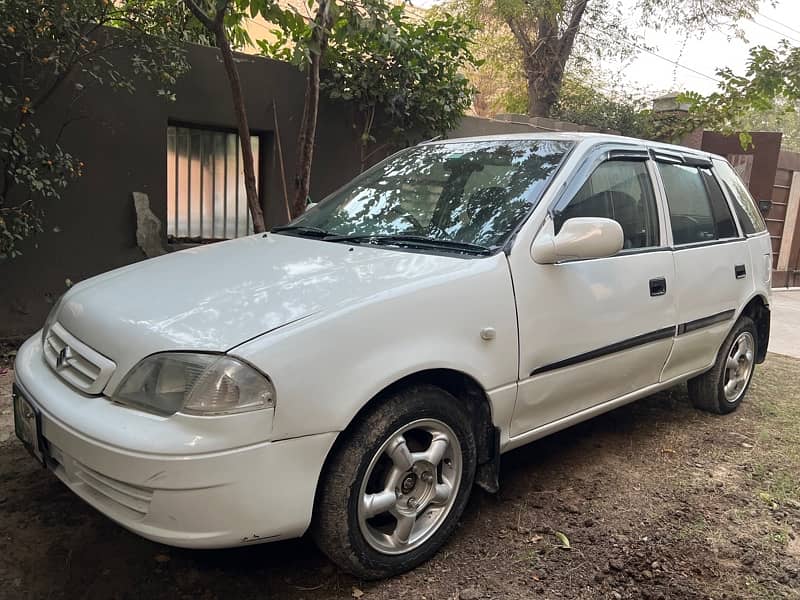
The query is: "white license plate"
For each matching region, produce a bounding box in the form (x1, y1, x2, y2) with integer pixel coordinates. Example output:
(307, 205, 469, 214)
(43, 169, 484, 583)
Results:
(13, 385, 46, 466)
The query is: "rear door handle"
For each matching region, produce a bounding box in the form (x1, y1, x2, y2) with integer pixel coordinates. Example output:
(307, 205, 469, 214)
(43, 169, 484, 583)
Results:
(649, 277, 667, 296)
(735, 264, 746, 279)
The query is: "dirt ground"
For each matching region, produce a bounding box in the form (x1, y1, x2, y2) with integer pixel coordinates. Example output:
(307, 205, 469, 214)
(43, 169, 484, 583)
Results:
(0, 354, 799, 600)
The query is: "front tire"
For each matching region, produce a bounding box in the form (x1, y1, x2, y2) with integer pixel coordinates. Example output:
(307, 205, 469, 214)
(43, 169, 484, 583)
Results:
(312, 384, 477, 579)
(688, 315, 758, 414)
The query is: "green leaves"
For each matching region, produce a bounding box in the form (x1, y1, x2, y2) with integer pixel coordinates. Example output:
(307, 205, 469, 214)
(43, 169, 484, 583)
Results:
(324, 2, 478, 146)
(253, 0, 477, 147)
(0, 0, 196, 258)
(680, 42, 800, 148)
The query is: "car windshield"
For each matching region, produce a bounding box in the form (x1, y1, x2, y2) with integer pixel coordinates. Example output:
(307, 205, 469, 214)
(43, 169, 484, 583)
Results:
(283, 139, 573, 252)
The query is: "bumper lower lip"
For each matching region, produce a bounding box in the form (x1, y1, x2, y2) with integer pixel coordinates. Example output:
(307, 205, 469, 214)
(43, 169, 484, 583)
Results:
(13, 335, 337, 548)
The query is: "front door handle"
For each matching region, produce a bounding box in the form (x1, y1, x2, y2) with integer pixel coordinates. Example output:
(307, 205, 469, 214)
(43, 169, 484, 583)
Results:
(649, 277, 667, 297)
(735, 264, 746, 279)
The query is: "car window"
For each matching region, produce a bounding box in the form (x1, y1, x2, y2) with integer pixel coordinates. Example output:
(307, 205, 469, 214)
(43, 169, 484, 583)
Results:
(713, 160, 768, 235)
(700, 169, 738, 239)
(290, 140, 573, 249)
(556, 159, 660, 249)
(657, 163, 723, 245)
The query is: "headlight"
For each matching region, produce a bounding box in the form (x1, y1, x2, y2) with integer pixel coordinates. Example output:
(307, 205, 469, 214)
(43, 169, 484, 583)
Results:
(113, 352, 275, 416)
(42, 294, 65, 346)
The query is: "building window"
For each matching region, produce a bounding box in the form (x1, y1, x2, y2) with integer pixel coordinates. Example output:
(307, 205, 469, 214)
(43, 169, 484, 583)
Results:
(166, 125, 260, 241)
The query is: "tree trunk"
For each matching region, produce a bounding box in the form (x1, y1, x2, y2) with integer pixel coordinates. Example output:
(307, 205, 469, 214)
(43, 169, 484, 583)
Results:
(214, 28, 266, 232)
(508, 0, 589, 118)
(526, 57, 566, 117)
(528, 78, 558, 117)
(291, 0, 332, 218)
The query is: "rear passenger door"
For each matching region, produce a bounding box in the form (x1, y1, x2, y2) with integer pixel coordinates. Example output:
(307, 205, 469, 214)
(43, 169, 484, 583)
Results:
(653, 152, 753, 381)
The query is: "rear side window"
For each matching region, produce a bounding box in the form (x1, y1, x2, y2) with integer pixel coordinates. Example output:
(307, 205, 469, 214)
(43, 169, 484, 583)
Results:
(657, 162, 738, 245)
(557, 160, 660, 249)
(713, 160, 768, 235)
(700, 169, 738, 239)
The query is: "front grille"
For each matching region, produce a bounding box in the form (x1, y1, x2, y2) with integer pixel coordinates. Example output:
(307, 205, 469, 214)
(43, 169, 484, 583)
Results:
(43, 322, 116, 394)
(48, 444, 153, 520)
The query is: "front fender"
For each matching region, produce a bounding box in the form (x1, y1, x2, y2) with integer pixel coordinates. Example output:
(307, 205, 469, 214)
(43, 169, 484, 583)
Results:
(229, 254, 519, 441)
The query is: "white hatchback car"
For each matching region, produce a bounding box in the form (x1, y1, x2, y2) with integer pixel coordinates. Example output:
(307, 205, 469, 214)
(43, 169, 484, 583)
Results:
(14, 133, 771, 578)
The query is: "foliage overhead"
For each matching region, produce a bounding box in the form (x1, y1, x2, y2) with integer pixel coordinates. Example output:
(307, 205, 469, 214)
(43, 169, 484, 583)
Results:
(449, 0, 767, 118)
(636, 0, 765, 35)
(553, 74, 651, 136)
(547, 73, 702, 142)
(256, 0, 479, 164)
(682, 41, 800, 148)
(324, 6, 479, 152)
(0, 0, 195, 259)
(737, 97, 800, 153)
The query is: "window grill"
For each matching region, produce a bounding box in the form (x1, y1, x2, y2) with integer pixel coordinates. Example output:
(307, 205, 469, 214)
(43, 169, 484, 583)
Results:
(166, 125, 260, 240)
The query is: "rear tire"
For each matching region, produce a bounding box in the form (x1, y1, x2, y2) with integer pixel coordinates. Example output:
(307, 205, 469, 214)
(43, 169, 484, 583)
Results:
(311, 384, 477, 580)
(688, 316, 758, 414)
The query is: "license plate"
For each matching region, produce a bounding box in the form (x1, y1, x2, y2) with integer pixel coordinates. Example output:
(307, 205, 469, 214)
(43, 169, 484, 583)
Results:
(13, 384, 46, 467)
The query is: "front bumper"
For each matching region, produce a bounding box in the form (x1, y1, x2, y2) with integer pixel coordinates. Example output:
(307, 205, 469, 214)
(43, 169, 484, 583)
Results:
(13, 336, 337, 548)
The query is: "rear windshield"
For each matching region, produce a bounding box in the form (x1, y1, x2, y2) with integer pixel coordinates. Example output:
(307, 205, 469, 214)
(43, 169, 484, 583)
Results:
(290, 140, 573, 250)
(713, 160, 767, 235)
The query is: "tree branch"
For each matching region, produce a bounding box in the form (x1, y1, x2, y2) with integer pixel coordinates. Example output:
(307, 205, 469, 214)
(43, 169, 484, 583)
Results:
(558, 0, 589, 60)
(213, 0, 230, 28)
(505, 16, 534, 69)
(184, 0, 216, 31)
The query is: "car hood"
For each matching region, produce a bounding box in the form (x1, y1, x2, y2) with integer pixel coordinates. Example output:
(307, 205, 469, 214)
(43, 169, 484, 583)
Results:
(56, 233, 483, 366)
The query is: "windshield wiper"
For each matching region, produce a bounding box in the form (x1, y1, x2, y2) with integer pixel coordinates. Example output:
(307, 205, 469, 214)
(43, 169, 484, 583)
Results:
(325, 234, 493, 255)
(270, 224, 332, 238)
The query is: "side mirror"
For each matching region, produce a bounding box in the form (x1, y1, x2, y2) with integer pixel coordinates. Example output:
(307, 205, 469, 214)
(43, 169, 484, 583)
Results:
(532, 217, 624, 264)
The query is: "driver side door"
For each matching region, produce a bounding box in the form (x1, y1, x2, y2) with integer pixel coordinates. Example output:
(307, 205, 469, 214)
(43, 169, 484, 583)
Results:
(509, 147, 677, 438)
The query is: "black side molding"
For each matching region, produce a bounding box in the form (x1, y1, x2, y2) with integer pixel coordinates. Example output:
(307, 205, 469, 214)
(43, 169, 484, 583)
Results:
(529, 308, 739, 377)
(676, 309, 735, 336)
(530, 326, 675, 377)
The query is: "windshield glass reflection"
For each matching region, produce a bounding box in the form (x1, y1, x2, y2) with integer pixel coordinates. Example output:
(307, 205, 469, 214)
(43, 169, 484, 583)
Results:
(288, 140, 573, 250)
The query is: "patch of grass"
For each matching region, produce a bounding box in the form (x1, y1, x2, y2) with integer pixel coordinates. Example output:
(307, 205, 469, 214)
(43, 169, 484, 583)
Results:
(754, 398, 781, 419)
(740, 573, 788, 600)
(675, 515, 711, 542)
(767, 528, 789, 546)
(769, 472, 800, 502)
(745, 357, 800, 509)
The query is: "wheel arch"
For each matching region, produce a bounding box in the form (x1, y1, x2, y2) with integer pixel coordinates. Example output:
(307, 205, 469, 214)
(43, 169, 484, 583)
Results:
(739, 293, 770, 363)
(311, 368, 500, 524)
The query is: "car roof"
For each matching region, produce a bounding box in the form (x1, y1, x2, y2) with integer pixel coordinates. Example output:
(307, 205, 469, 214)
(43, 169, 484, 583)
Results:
(424, 132, 726, 162)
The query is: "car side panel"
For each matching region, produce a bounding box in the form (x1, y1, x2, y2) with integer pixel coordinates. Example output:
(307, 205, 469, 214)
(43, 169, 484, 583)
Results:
(746, 232, 773, 300)
(229, 253, 520, 441)
(659, 240, 753, 381)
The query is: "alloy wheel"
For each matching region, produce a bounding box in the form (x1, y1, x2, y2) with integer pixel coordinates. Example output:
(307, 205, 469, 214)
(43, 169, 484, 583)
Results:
(723, 331, 755, 403)
(357, 418, 462, 555)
